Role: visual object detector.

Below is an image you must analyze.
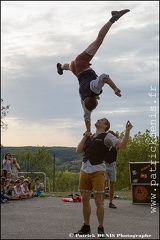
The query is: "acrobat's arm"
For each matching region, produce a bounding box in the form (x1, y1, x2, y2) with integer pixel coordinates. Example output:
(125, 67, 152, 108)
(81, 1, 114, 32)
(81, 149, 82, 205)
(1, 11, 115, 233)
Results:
(81, 99, 91, 132)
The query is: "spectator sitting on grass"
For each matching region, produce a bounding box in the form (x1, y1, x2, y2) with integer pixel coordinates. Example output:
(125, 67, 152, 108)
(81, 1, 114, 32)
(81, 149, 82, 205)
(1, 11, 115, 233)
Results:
(33, 177, 45, 197)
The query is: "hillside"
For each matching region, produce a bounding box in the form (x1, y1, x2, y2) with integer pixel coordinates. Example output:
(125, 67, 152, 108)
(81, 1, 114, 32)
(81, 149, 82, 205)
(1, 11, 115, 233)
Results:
(1, 146, 83, 172)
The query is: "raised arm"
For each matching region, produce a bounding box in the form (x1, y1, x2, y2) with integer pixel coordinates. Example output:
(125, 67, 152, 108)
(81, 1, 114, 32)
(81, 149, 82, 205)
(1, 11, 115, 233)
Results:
(85, 120, 91, 133)
(81, 99, 91, 132)
(116, 120, 133, 149)
(76, 132, 91, 153)
(15, 162, 20, 170)
(103, 76, 121, 97)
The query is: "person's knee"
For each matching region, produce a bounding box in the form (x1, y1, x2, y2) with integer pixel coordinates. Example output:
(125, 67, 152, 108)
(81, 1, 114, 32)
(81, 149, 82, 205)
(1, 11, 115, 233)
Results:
(95, 200, 104, 208)
(82, 197, 90, 203)
(94, 194, 104, 207)
(110, 182, 115, 190)
(81, 192, 91, 205)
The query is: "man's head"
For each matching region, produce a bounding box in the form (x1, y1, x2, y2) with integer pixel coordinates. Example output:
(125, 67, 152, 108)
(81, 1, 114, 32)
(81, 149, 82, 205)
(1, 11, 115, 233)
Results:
(95, 118, 110, 131)
(84, 97, 98, 112)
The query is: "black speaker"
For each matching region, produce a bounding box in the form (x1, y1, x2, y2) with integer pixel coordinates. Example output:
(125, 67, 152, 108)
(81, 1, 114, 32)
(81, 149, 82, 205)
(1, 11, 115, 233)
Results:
(129, 162, 159, 204)
(129, 162, 159, 184)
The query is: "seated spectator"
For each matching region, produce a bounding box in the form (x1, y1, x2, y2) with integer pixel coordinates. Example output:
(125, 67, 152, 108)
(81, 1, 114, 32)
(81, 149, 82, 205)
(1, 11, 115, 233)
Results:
(21, 179, 33, 198)
(1, 193, 10, 203)
(6, 172, 12, 179)
(1, 177, 6, 190)
(11, 155, 20, 177)
(14, 179, 27, 199)
(10, 173, 17, 181)
(26, 177, 32, 190)
(27, 176, 34, 197)
(2, 153, 13, 173)
(4, 178, 10, 192)
(3, 180, 20, 200)
(1, 191, 10, 203)
(1, 177, 10, 203)
(1, 169, 7, 178)
(19, 176, 25, 185)
(33, 177, 45, 197)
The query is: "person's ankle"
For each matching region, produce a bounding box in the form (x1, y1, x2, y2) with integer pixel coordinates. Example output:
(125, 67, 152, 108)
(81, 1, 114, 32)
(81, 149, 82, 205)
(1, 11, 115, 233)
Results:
(98, 225, 103, 228)
(84, 223, 90, 226)
(109, 17, 116, 24)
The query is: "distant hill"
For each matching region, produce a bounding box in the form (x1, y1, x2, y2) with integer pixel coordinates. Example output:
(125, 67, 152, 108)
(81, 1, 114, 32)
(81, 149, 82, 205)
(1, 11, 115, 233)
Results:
(1, 146, 83, 172)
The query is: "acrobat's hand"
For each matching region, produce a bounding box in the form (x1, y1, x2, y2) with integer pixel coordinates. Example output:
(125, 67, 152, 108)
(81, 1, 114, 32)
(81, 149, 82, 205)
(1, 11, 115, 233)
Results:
(126, 120, 133, 130)
(83, 131, 92, 138)
(114, 88, 122, 97)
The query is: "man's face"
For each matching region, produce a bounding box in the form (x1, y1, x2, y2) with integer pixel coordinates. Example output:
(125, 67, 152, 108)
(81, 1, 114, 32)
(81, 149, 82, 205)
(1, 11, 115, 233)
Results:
(95, 118, 107, 130)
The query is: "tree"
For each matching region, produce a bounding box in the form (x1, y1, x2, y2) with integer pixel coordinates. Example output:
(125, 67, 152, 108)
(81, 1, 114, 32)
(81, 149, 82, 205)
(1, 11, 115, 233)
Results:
(1, 129, 159, 192)
(116, 129, 159, 190)
(1, 98, 10, 130)
(13, 147, 80, 191)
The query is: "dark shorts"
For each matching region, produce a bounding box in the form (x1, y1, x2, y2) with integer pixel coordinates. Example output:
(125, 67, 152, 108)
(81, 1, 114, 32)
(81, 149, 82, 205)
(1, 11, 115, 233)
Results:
(70, 51, 93, 76)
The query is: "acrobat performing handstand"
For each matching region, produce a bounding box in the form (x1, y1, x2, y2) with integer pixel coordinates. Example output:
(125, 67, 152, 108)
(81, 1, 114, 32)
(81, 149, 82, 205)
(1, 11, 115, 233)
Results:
(56, 9, 130, 132)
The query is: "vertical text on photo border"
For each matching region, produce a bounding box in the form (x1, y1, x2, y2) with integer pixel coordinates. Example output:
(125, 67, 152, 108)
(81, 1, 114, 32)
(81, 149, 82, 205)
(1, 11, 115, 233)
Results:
(148, 85, 158, 213)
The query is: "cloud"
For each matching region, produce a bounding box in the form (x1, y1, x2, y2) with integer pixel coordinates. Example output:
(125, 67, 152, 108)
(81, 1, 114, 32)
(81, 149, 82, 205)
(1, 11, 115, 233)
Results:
(1, 1, 159, 147)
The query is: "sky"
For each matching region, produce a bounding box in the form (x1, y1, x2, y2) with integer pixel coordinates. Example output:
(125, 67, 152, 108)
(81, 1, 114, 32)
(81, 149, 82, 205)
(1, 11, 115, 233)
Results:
(1, 1, 159, 147)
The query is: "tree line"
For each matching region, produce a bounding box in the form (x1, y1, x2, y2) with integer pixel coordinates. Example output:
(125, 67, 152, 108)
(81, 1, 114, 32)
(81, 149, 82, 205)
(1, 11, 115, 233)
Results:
(1, 129, 159, 192)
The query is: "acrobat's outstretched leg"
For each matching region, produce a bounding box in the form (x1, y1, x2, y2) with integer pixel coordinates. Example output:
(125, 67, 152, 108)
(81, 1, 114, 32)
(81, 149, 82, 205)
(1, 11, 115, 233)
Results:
(56, 9, 130, 75)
